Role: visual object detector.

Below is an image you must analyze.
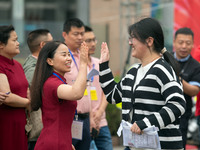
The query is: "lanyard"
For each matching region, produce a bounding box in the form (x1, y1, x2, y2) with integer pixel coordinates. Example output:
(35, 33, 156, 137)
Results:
(69, 49, 79, 71)
(52, 72, 66, 84)
(75, 110, 78, 120)
(52, 72, 78, 120)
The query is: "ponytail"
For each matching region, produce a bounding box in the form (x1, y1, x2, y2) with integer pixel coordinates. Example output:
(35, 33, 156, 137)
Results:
(161, 47, 180, 76)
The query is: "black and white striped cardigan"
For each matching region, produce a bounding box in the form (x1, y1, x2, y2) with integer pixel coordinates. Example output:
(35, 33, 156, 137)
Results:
(99, 58, 186, 149)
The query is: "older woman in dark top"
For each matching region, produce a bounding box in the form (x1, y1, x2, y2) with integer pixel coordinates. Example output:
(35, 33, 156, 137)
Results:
(0, 25, 30, 150)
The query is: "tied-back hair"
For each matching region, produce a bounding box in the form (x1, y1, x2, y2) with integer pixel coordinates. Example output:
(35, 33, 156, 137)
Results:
(30, 41, 65, 111)
(0, 25, 15, 45)
(128, 17, 180, 76)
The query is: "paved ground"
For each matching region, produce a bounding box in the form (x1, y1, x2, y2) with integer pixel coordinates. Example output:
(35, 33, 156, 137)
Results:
(113, 146, 124, 150)
(113, 144, 199, 150)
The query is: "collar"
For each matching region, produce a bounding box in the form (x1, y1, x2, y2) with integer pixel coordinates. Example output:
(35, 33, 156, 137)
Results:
(174, 52, 190, 62)
(0, 55, 14, 65)
(31, 54, 38, 59)
(52, 71, 66, 82)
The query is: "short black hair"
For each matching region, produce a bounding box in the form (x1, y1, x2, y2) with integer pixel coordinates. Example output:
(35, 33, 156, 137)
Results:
(0, 25, 15, 45)
(63, 18, 84, 33)
(175, 27, 194, 39)
(84, 26, 93, 32)
(27, 29, 50, 53)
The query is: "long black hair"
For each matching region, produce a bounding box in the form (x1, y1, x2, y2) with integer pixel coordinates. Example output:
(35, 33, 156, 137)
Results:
(128, 17, 180, 76)
(30, 41, 65, 110)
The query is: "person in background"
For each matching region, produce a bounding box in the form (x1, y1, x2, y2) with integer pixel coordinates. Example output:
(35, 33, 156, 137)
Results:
(99, 17, 186, 149)
(30, 41, 88, 150)
(84, 26, 113, 150)
(0, 25, 30, 150)
(193, 44, 200, 149)
(173, 27, 200, 150)
(63, 18, 92, 149)
(23, 29, 53, 150)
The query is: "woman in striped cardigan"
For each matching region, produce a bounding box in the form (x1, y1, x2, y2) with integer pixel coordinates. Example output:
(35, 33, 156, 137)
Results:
(99, 18, 186, 149)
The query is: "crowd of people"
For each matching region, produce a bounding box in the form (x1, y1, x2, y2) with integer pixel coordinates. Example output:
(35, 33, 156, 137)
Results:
(0, 17, 200, 150)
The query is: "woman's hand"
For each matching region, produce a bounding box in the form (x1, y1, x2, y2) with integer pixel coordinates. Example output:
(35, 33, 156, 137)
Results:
(130, 122, 142, 135)
(100, 42, 110, 63)
(72, 144, 76, 150)
(0, 92, 9, 105)
(79, 42, 89, 65)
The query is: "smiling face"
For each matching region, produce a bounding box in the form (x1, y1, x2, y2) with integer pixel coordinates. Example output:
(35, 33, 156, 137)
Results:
(173, 34, 193, 59)
(47, 44, 72, 76)
(129, 36, 148, 60)
(0, 30, 20, 59)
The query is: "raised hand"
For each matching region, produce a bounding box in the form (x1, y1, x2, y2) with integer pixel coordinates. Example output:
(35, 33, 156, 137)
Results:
(79, 41, 89, 65)
(100, 42, 110, 63)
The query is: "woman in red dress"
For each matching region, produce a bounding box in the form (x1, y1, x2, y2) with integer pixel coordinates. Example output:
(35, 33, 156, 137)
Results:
(30, 41, 88, 150)
(0, 25, 30, 150)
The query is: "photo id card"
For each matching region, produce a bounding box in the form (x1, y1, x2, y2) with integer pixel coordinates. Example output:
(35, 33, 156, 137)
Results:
(71, 120, 83, 140)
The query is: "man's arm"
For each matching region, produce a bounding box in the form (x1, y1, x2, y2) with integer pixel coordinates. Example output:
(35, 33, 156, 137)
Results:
(182, 79, 200, 96)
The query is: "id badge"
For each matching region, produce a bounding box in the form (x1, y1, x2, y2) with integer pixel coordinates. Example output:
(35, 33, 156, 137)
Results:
(90, 87, 98, 101)
(71, 120, 83, 140)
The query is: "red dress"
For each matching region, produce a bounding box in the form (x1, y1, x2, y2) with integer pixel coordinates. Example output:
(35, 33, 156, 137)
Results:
(0, 55, 28, 150)
(34, 73, 77, 150)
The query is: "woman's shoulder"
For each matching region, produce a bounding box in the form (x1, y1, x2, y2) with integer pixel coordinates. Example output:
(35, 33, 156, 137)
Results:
(44, 75, 64, 88)
(151, 58, 177, 81)
(153, 58, 173, 71)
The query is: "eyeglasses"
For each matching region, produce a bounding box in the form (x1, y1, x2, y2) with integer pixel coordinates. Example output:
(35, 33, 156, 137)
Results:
(128, 35, 136, 44)
(129, 37, 133, 44)
(85, 38, 97, 43)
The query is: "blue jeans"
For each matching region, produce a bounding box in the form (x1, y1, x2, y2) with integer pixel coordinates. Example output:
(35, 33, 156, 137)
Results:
(93, 126, 113, 150)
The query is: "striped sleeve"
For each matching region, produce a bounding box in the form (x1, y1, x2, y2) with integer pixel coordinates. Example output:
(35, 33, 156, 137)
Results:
(99, 61, 122, 104)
